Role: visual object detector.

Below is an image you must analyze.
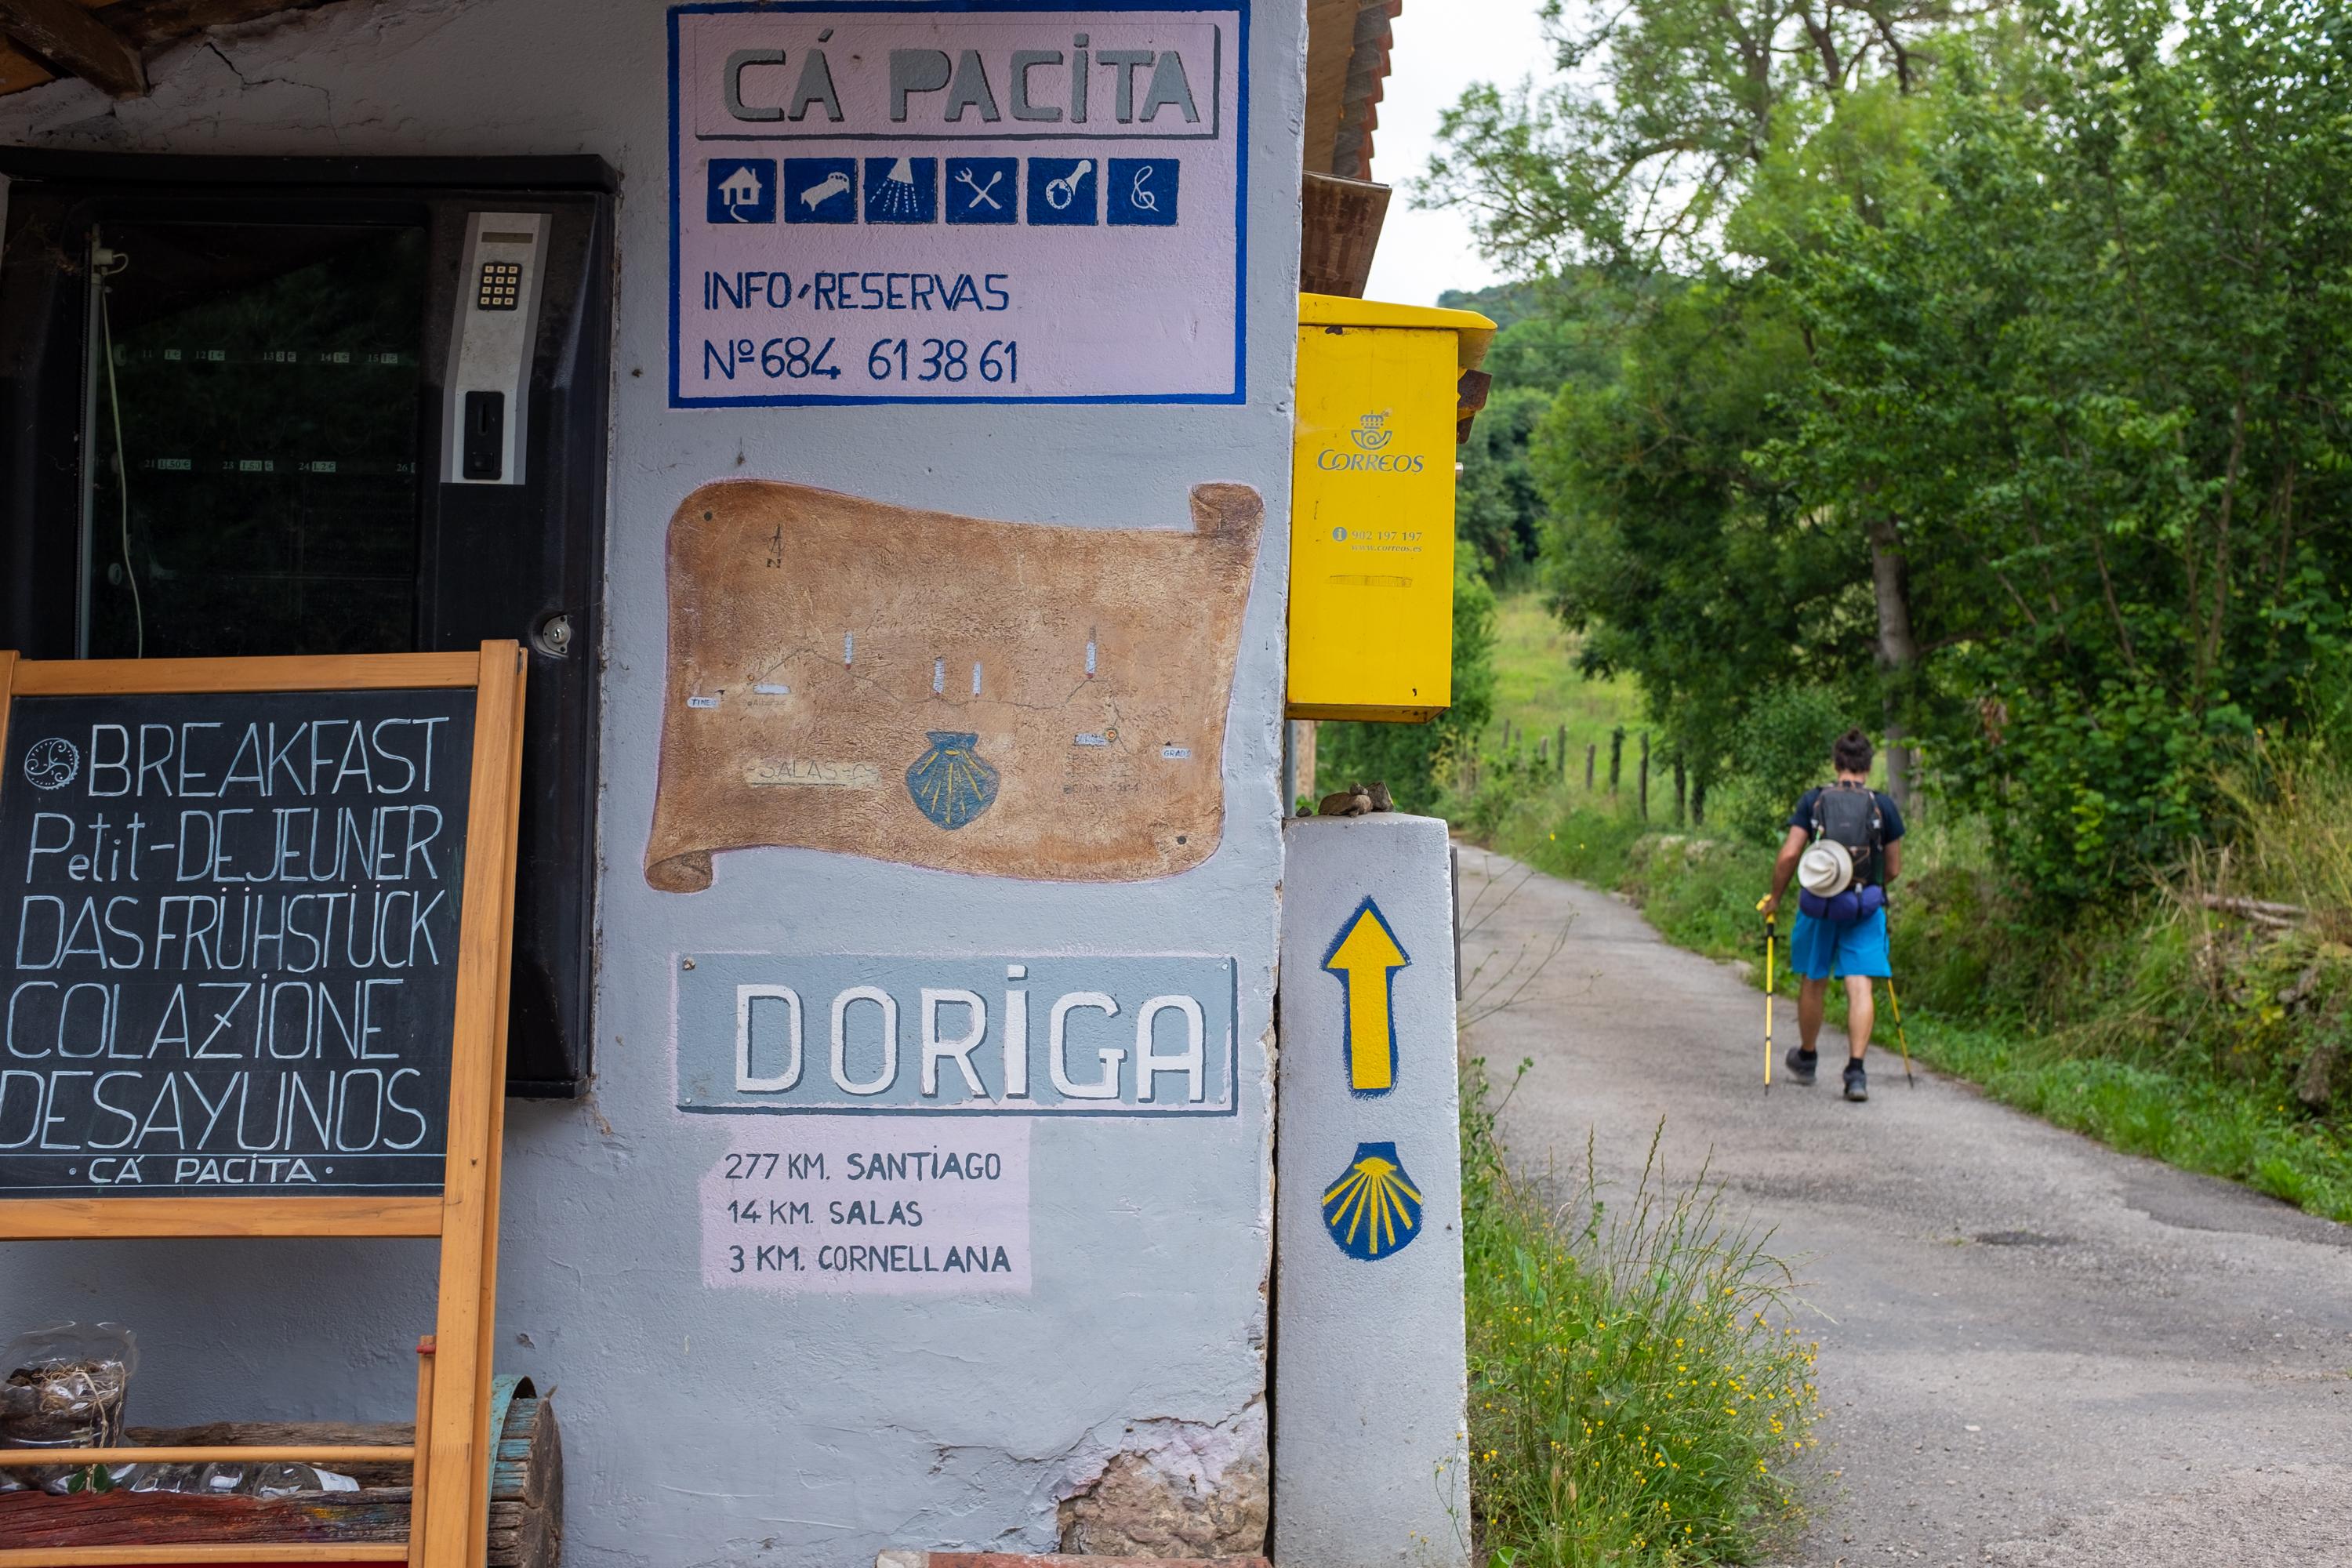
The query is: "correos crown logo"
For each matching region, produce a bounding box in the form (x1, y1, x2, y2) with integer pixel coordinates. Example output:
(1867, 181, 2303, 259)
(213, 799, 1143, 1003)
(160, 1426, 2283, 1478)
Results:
(1316, 407, 1426, 474)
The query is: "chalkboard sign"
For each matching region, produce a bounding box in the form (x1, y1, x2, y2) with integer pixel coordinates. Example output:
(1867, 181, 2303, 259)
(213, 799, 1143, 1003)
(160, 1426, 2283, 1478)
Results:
(0, 688, 477, 1198)
(0, 647, 528, 1568)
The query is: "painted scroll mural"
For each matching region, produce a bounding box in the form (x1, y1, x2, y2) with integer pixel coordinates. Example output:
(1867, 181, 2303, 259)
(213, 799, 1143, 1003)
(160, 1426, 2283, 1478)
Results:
(645, 480, 1262, 890)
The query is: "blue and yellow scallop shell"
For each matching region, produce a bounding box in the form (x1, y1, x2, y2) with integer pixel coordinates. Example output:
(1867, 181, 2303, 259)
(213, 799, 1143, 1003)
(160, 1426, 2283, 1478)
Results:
(1321, 1140, 1425, 1261)
(906, 731, 1000, 829)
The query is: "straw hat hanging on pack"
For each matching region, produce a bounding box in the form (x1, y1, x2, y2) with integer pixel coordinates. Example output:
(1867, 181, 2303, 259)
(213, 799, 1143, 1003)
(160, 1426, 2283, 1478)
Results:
(1798, 839, 1855, 898)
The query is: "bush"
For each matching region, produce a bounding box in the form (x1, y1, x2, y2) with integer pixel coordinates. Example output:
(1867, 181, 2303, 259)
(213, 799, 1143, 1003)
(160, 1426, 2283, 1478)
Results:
(1463, 1061, 1818, 1566)
(1719, 684, 1853, 847)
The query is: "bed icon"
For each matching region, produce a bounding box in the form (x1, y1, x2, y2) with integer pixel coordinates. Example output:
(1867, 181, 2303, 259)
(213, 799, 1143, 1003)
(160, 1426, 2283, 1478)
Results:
(785, 158, 858, 224)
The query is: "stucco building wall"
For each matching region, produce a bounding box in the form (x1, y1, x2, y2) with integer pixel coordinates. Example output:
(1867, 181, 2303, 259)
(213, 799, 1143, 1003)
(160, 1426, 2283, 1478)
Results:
(0, 2, 1304, 1561)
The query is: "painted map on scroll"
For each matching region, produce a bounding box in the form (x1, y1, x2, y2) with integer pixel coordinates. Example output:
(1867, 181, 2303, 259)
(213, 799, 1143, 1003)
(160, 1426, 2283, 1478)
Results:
(644, 480, 1262, 890)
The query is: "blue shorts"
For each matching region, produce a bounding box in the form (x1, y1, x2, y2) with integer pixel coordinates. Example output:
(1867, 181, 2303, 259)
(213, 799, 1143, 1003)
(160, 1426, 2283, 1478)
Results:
(1789, 907, 1889, 981)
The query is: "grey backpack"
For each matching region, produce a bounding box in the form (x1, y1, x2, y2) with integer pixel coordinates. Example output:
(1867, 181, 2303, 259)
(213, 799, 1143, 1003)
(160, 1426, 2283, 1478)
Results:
(1811, 782, 1883, 883)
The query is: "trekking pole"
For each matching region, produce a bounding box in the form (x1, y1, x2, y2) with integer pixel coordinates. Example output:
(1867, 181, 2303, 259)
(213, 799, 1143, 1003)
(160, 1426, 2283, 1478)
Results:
(1884, 974, 1915, 1088)
(1756, 896, 1776, 1094)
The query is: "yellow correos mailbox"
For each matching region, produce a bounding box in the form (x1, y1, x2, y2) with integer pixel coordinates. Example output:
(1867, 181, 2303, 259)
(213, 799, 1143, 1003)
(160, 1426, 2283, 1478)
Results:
(1287, 293, 1496, 722)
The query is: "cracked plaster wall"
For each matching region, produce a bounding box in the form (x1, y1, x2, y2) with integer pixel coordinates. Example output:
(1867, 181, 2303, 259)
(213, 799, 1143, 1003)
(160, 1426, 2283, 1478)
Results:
(0, 1, 1304, 1562)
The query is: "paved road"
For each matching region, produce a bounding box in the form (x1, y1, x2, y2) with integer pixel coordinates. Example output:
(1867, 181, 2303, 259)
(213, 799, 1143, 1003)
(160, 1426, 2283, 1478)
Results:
(1454, 843, 2352, 1567)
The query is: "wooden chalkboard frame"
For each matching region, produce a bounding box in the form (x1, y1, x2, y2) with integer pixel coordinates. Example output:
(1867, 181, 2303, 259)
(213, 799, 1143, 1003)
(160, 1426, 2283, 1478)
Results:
(0, 644, 528, 1568)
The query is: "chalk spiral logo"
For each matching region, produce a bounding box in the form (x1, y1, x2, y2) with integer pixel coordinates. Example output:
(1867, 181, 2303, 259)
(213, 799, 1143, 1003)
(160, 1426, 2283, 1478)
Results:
(22, 735, 78, 791)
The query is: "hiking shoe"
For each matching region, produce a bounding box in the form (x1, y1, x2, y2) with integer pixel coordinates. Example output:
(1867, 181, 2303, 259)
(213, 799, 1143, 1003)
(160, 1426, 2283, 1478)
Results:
(1784, 1047, 1818, 1087)
(1844, 1060, 1869, 1102)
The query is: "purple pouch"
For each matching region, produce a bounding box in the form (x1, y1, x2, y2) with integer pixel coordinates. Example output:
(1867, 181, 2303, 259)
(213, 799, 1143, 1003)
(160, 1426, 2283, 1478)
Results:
(1798, 885, 1882, 924)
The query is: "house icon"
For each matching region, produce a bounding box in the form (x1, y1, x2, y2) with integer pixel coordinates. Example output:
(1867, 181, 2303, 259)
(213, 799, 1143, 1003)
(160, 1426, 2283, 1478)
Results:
(706, 159, 777, 224)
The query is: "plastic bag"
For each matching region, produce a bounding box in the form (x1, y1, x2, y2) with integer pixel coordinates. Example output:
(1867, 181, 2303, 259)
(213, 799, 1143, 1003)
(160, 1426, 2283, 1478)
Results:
(0, 1323, 139, 1494)
(117, 1460, 358, 1496)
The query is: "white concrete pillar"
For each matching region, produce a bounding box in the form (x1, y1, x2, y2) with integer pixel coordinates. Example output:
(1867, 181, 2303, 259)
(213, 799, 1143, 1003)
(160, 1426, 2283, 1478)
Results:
(1274, 812, 1469, 1568)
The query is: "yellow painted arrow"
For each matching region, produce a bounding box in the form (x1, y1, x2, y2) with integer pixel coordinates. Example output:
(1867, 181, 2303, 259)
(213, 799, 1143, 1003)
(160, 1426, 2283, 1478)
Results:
(1324, 900, 1410, 1093)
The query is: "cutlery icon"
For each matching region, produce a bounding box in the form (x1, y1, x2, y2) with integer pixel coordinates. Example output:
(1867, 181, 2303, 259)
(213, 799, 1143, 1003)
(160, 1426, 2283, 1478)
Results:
(956, 166, 1004, 209)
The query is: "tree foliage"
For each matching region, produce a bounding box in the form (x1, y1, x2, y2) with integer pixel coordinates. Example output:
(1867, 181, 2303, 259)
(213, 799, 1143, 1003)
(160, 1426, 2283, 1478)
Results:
(1427, 0, 2352, 897)
(1424, 0, 1993, 271)
(1444, 281, 1631, 583)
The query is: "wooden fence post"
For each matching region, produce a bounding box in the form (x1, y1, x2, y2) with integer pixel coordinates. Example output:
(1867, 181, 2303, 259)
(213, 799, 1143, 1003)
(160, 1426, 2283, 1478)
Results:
(1609, 728, 1624, 795)
(1639, 732, 1650, 820)
(1674, 756, 1687, 825)
(1584, 743, 1595, 791)
(1555, 725, 1567, 779)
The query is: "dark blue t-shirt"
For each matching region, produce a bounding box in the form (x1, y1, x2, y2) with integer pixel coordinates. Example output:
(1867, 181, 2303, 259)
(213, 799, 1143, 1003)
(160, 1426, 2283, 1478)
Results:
(1788, 786, 1906, 886)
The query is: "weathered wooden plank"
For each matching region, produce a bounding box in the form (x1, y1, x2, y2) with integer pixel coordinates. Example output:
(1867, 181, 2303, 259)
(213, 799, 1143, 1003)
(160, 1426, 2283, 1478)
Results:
(96, 0, 329, 43)
(0, 0, 143, 96)
(0, 1196, 445, 1239)
(0, 1488, 409, 1547)
(13, 650, 484, 695)
(8, 1400, 558, 1565)
(490, 1399, 548, 1505)
(0, 1548, 406, 1566)
(486, 1398, 561, 1568)
(0, 2, 343, 102)
(0, 1447, 414, 1468)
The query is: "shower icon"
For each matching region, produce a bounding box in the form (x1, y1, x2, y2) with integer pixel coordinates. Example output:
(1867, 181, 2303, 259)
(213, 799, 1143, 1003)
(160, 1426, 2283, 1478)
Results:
(862, 155, 939, 224)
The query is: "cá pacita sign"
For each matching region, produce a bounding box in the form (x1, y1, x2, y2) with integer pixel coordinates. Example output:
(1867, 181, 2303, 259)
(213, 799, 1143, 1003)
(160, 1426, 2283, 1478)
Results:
(668, 1, 1247, 406)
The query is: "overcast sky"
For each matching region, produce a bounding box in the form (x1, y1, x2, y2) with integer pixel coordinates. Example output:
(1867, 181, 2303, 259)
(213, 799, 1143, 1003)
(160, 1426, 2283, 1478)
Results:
(1362, 0, 1556, 307)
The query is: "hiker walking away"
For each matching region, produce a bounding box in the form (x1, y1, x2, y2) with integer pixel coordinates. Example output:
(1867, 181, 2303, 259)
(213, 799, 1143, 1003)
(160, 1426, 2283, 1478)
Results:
(1760, 728, 1905, 1102)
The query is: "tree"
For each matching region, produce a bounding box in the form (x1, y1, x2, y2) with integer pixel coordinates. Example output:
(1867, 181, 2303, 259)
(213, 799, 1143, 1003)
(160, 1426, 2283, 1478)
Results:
(1450, 284, 1630, 582)
(1425, 1, 2003, 808)
(1534, 274, 1873, 802)
(1424, 0, 1995, 274)
(1766, 0, 2352, 893)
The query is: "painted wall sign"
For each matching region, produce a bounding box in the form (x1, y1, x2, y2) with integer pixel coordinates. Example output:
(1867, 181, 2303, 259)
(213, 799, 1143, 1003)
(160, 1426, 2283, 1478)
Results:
(676, 953, 1236, 1114)
(700, 1117, 1031, 1292)
(1319, 1140, 1423, 1261)
(0, 690, 474, 1196)
(1321, 897, 1407, 1095)
(643, 480, 1261, 889)
(669, 2, 1247, 405)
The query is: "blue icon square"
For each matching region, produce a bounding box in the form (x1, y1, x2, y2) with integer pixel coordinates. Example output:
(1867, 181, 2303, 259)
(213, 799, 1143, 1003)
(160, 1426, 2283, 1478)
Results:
(1107, 158, 1180, 226)
(707, 159, 777, 225)
(1025, 157, 1099, 225)
(864, 156, 938, 223)
(783, 158, 858, 225)
(945, 157, 1019, 225)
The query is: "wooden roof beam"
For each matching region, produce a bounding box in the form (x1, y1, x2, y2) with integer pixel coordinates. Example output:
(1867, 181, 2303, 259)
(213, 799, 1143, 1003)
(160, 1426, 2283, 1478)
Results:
(0, 0, 146, 97)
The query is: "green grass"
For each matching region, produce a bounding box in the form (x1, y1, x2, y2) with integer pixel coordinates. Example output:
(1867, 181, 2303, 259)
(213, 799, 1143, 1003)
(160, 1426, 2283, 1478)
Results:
(1475, 791, 2352, 1225)
(1462, 1058, 1820, 1567)
(1893, 1015, 2352, 1219)
(1483, 591, 1643, 764)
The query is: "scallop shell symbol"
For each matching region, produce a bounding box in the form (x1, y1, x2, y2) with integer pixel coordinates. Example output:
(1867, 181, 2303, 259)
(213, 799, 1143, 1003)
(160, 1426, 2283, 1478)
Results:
(1321, 1141, 1425, 1261)
(906, 731, 1000, 830)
